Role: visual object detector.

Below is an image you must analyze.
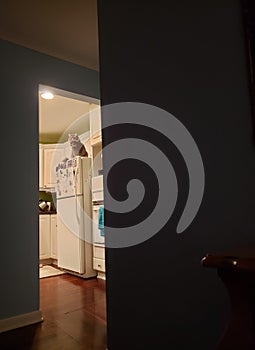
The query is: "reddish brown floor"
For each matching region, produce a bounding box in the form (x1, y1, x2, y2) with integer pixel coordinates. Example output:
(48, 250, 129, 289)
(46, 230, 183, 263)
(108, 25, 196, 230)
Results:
(0, 274, 107, 350)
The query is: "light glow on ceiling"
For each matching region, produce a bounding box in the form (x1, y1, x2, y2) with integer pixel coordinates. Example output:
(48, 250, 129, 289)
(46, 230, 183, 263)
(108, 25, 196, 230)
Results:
(41, 91, 54, 100)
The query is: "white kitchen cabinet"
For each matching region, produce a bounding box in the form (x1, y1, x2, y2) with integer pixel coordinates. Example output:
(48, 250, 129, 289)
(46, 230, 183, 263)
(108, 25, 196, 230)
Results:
(86, 140, 92, 158)
(39, 215, 51, 259)
(50, 214, 57, 259)
(39, 132, 90, 190)
(92, 176, 104, 202)
(89, 104, 101, 146)
(91, 142, 103, 201)
(93, 245, 105, 260)
(93, 245, 106, 279)
(91, 142, 102, 177)
(43, 145, 64, 188)
(39, 145, 44, 188)
(39, 214, 58, 260)
(93, 257, 105, 272)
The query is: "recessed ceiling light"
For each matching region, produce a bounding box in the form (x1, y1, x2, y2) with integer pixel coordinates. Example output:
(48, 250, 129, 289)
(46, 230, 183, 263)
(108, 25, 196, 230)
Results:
(41, 91, 54, 100)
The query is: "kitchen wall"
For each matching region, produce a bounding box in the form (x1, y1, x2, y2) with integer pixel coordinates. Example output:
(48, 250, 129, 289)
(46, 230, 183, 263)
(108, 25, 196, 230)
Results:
(0, 39, 99, 320)
(98, 0, 255, 349)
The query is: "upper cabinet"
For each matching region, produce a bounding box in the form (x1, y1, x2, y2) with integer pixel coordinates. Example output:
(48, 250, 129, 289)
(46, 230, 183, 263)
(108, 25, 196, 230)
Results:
(39, 131, 91, 190)
(40, 144, 64, 189)
(90, 104, 102, 146)
(91, 142, 103, 177)
(39, 145, 44, 188)
(43, 145, 64, 188)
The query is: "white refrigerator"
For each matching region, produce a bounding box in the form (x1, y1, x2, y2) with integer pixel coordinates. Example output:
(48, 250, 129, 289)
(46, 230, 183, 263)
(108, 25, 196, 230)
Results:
(56, 156, 96, 278)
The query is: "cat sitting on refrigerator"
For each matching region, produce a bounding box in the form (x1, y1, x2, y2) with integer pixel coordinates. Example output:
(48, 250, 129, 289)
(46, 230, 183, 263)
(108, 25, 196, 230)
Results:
(68, 133, 88, 158)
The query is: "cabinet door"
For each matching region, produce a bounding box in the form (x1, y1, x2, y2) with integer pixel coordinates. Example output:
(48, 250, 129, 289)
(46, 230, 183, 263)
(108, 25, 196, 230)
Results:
(43, 147, 64, 188)
(93, 258, 106, 272)
(39, 215, 51, 259)
(50, 214, 57, 259)
(39, 145, 44, 188)
(90, 105, 101, 146)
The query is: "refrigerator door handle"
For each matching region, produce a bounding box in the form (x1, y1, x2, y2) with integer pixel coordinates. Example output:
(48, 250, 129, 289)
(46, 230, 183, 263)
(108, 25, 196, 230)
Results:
(72, 160, 80, 225)
(75, 193, 80, 225)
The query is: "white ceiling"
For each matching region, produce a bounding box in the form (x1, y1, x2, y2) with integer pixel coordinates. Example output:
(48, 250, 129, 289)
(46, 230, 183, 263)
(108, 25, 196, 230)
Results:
(39, 93, 93, 143)
(1, 0, 99, 70)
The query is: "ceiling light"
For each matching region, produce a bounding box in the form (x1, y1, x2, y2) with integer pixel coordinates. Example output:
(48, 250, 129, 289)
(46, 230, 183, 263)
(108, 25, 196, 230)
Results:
(41, 91, 54, 100)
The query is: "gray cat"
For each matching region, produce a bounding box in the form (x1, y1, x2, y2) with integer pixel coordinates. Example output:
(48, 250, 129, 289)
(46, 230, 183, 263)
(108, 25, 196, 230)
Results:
(68, 133, 88, 158)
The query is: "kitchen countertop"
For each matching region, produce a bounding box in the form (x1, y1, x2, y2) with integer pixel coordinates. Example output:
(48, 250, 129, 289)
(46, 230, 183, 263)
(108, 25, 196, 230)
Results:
(39, 210, 57, 215)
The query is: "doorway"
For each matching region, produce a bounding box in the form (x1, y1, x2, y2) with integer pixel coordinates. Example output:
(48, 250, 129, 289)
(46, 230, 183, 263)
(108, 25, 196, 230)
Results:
(38, 84, 106, 348)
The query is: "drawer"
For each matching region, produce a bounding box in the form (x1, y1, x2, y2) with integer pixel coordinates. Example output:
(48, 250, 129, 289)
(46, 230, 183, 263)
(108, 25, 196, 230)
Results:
(93, 258, 105, 272)
(92, 190, 104, 201)
(93, 246, 105, 259)
(92, 175, 103, 192)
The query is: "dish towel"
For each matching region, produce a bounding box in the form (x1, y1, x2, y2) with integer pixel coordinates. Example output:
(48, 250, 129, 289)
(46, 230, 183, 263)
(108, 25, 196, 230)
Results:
(98, 206, 104, 237)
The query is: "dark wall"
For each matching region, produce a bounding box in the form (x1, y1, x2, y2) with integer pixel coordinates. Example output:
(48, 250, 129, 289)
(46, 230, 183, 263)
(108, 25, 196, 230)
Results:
(0, 39, 99, 319)
(98, 0, 255, 349)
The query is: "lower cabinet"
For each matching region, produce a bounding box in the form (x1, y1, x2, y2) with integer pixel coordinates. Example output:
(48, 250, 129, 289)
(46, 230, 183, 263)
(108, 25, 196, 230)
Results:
(50, 214, 57, 259)
(93, 245, 106, 279)
(39, 214, 57, 260)
(39, 215, 51, 259)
